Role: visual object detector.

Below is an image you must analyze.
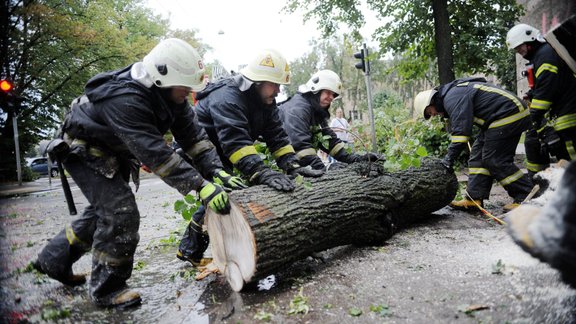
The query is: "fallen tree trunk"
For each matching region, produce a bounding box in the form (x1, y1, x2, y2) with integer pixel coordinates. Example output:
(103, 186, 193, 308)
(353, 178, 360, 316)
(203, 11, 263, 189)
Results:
(206, 158, 458, 291)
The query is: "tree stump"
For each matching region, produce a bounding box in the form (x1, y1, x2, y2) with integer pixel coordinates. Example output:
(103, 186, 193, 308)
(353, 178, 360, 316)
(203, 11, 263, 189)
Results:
(206, 158, 458, 291)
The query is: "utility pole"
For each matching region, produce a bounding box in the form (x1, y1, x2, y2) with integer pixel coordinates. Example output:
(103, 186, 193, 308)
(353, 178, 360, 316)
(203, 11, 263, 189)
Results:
(1, 79, 23, 185)
(354, 43, 377, 152)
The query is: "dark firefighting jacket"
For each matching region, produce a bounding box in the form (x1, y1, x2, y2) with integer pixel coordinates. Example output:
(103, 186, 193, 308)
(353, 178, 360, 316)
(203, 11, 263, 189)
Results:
(195, 74, 299, 177)
(530, 43, 576, 132)
(435, 77, 530, 164)
(61, 64, 222, 195)
(278, 92, 353, 170)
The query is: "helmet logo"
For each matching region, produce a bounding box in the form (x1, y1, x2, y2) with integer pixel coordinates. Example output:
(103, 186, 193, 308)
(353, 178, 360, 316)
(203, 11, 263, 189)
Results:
(312, 76, 319, 84)
(198, 60, 204, 69)
(259, 54, 275, 68)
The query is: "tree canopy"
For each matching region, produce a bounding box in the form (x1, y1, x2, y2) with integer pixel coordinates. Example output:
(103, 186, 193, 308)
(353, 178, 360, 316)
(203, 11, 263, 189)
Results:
(0, 0, 206, 180)
(284, 0, 523, 87)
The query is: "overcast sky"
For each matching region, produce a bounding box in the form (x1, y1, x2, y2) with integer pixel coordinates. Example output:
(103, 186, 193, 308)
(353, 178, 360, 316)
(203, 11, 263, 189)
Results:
(144, 0, 379, 73)
(145, 0, 323, 72)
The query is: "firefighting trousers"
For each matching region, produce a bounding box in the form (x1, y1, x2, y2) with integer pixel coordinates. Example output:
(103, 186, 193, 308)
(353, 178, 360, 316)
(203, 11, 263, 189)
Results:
(466, 131, 532, 202)
(36, 155, 140, 302)
(524, 128, 573, 177)
(178, 205, 209, 261)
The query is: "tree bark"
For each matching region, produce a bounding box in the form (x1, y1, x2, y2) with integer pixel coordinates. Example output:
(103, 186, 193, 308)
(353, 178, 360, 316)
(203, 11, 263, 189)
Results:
(432, 0, 455, 84)
(206, 159, 458, 291)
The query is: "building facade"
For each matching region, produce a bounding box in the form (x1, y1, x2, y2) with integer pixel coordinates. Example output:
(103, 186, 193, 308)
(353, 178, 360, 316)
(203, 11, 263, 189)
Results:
(513, 0, 576, 97)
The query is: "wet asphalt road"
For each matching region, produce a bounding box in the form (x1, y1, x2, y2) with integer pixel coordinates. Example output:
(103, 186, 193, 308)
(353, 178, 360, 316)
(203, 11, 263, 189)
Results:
(1, 174, 575, 323)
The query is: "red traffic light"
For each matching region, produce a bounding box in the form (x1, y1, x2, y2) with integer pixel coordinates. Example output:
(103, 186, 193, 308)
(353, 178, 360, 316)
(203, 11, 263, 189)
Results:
(1, 79, 13, 92)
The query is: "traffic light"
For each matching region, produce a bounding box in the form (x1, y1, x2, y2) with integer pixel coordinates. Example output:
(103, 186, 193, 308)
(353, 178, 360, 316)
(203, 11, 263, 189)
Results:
(353, 45, 370, 74)
(1, 79, 14, 92)
(354, 50, 366, 72)
(0, 79, 23, 115)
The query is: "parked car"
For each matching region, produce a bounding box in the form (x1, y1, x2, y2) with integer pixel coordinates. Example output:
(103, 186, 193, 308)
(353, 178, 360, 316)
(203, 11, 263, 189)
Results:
(28, 157, 59, 177)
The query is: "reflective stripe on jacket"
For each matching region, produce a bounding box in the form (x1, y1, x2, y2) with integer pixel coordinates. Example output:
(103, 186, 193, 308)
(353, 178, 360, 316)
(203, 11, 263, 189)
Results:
(195, 75, 296, 175)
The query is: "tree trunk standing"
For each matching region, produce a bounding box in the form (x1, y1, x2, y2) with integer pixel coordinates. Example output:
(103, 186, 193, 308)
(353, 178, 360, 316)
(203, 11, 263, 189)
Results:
(206, 159, 458, 291)
(432, 0, 455, 84)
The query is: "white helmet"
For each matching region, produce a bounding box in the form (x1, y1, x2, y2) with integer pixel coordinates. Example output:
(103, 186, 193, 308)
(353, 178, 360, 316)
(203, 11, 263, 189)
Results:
(240, 49, 291, 85)
(506, 24, 545, 50)
(142, 38, 206, 91)
(413, 89, 437, 120)
(298, 69, 343, 97)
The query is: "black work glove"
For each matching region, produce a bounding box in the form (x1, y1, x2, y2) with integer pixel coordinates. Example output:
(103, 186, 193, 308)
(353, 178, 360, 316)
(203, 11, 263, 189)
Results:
(213, 169, 248, 191)
(288, 165, 325, 178)
(440, 157, 454, 172)
(250, 168, 295, 192)
(198, 182, 230, 214)
(327, 161, 348, 170)
(361, 152, 385, 162)
(342, 152, 384, 164)
(299, 154, 327, 171)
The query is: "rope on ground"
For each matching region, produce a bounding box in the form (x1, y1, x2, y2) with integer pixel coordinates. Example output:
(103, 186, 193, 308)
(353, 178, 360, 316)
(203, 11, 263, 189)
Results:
(464, 190, 507, 225)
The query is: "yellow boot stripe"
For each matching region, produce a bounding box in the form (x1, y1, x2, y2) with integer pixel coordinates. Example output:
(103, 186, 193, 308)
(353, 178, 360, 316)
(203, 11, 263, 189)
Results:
(469, 167, 491, 176)
(66, 225, 87, 246)
(451, 135, 469, 143)
(499, 170, 525, 186)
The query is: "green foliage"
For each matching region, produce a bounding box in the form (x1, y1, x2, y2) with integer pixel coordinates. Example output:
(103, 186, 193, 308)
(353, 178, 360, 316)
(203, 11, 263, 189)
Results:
(159, 232, 180, 246)
(21, 166, 40, 182)
(254, 141, 279, 170)
(174, 194, 201, 221)
(349, 307, 363, 316)
(254, 310, 274, 322)
(170, 268, 198, 282)
(133, 260, 146, 271)
(310, 125, 332, 150)
(41, 303, 71, 321)
(287, 287, 310, 315)
(373, 91, 450, 171)
(370, 304, 392, 317)
(285, 51, 321, 97)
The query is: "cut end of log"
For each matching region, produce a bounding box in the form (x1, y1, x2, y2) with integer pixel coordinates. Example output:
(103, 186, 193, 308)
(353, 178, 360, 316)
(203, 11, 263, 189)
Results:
(206, 202, 257, 291)
(225, 261, 244, 292)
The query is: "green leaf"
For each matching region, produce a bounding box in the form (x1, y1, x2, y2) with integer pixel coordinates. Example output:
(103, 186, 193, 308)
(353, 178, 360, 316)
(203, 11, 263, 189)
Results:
(349, 307, 363, 316)
(174, 200, 186, 212)
(182, 209, 193, 221)
(416, 146, 428, 157)
(184, 194, 197, 205)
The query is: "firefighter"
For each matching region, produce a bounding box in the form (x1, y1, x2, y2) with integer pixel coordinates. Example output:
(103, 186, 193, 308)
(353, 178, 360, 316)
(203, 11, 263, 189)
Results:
(278, 69, 383, 170)
(414, 77, 533, 212)
(506, 23, 576, 175)
(32, 38, 245, 308)
(176, 49, 324, 266)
